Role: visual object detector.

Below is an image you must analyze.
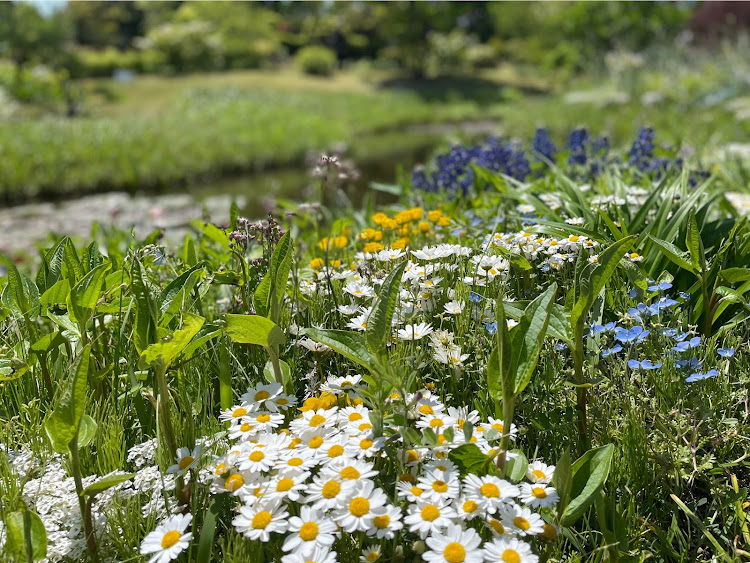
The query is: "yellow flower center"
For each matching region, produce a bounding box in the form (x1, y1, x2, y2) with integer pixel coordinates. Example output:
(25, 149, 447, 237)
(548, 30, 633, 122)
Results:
(232, 407, 248, 418)
(410, 486, 423, 497)
(400, 473, 415, 483)
(366, 552, 379, 562)
(480, 483, 500, 498)
(430, 418, 443, 428)
(240, 422, 252, 432)
(432, 480, 448, 493)
(513, 516, 531, 531)
(489, 519, 505, 535)
(444, 543, 466, 563)
(341, 466, 360, 480)
(225, 474, 244, 492)
(502, 549, 521, 563)
(178, 456, 194, 470)
(161, 530, 181, 548)
(277, 398, 288, 406)
(419, 404, 434, 415)
(254, 390, 270, 401)
(542, 523, 558, 540)
(290, 437, 303, 447)
(308, 436, 324, 449)
(309, 414, 326, 427)
(251, 511, 272, 529)
(359, 423, 373, 431)
(373, 514, 390, 529)
(570, 235, 579, 242)
(322, 481, 341, 498)
(491, 423, 504, 432)
(288, 457, 304, 466)
(463, 500, 478, 513)
(360, 439, 373, 450)
(532, 487, 548, 499)
(276, 478, 294, 492)
(532, 469, 546, 480)
(421, 505, 440, 521)
(256, 414, 271, 423)
(249, 451, 264, 462)
(349, 497, 370, 517)
(348, 412, 363, 421)
(214, 462, 225, 475)
(299, 522, 319, 541)
(406, 450, 419, 463)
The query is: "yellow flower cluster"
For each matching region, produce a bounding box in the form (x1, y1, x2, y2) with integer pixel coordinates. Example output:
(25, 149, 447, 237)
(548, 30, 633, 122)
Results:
(358, 208, 449, 253)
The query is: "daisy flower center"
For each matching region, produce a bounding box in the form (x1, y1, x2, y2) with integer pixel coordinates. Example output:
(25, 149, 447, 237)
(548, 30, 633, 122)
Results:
(366, 552, 379, 562)
(513, 516, 531, 531)
(444, 543, 466, 563)
(348, 413, 363, 421)
(360, 439, 373, 450)
(252, 511, 272, 529)
(232, 407, 248, 418)
(542, 523, 558, 540)
(277, 398, 288, 405)
(463, 500, 478, 513)
(502, 549, 521, 563)
(308, 436, 324, 449)
(489, 519, 505, 534)
(256, 414, 271, 423)
(309, 414, 327, 426)
(430, 418, 443, 428)
(406, 450, 419, 463)
(480, 483, 500, 498)
(419, 404, 434, 415)
(532, 487, 548, 498)
(288, 457, 304, 466)
(341, 466, 360, 479)
(410, 486, 423, 497)
(161, 530, 181, 548)
(254, 390, 270, 401)
(299, 522, 319, 541)
(532, 469, 546, 480)
(327, 445, 344, 457)
(276, 478, 294, 492)
(225, 474, 244, 492)
(322, 481, 341, 498)
(249, 451, 264, 462)
(349, 497, 370, 517)
(373, 514, 390, 528)
(240, 423, 252, 432)
(178, 456, 194, 470)
(359, 423, 373, 432)
(421, 505, 440, 521)
(432, 480, 448, 493)
(491, 423, 504, 432)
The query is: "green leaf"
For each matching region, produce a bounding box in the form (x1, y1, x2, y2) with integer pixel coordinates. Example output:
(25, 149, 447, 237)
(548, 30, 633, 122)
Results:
(572, 236, 637, 330)
(44, 345, 91, 454)
(77, 414, 98, 448)
(686, 209, 707, 274)
(63, 237, 84, 285)
(197, 494, 227, 563)
(511, 283, 556, 394)
(648, 236, 697, 275)
(504, 449, 529, 484)
(40, 279, 70, 314)
(0, 357, 29, 381)
(158, 263, 205, 327)
(36, 238, 67, 295)
(5, 509, 47, 561)
(720, 268, 750, 284)
(82, 473, 136, 498)
(225, 314, 285, 348)
(264, 359, 291, 387)
(131, 260, 158, 355)
(69, 262, 110, 323)
(448, 443, 489, 477)
(670, 493, 730, 560)
(365, 261, 406, 353)
(304, 327, 381, 376)
(487, 298, 512, 403)
(182, 324, 221, 359)
(1, 257, 39, 318)
(547, 303, 573, 346)
(139, 313, 205, 370)
(254, 231, 293, 319)
(561, 444, 615, 526)
(554, 448, 573, 519)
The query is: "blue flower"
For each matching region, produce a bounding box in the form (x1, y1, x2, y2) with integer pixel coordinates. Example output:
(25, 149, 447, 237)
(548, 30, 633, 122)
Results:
(532, 127, 557, 163)
(679, 292, 691, 300)
(615, 326, 649, 344)
(554, 342, 569, 351)
(601, 343, 623, 358)
(648, 281, 673, 292)
(589, 322, 617, 336)
(627, 289, 638, 299)
(676, 356, 702, 370)
(671, 331, 689, 342)
(628, 359, 662, 370)
(469, 292, 483, 303)
(485, 322, 498, 335)
(717, 347, 735, 358)
(685, 369, 719, 383)
(672, 336, 701, 353)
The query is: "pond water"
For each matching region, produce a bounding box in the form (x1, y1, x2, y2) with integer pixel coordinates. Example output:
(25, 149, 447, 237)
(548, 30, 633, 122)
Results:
(0, 121, 498, 255)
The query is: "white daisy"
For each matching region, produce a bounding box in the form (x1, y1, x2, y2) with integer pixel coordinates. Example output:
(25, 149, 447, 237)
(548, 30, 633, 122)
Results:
(367, 504, 403, 539)
(417, 470, 461, 503)
(266, 469, 311, 502)
(443, 300, 465, 315)
(404, 500, 458, 539)
(499, 504, 545, 537)
(462, 474, 519, 514)
(483, 537, 539, 562)
(140, 513, 193, 563)
(423, 522, 484, 563)
(525, 461, 554, 484)
(166, 445, 201, 475)
(240, 382, 283, 412)
(331, 480, 388, 533)
(281, 547, 338, 563)
(397, 322, 434, 341)
(282, 506, 337, 556)
(306, 474, 357, 511)
(519, 483, 559, 509)
(233, 499, 289, 541)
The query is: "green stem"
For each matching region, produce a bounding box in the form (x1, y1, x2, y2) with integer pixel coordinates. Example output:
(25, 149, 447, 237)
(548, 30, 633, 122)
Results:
(69, 439, 98, 559)
(265, 345, 284, 388)
(573, 322, 589, 454)
(218, 339, 233, 410)
(497, 392, 515, 475)
(154, 361, 185, 502)
(700, 274, 711, 337)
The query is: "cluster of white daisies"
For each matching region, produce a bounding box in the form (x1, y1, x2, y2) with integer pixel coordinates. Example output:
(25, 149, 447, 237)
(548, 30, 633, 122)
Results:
(141, 379, 560, 563)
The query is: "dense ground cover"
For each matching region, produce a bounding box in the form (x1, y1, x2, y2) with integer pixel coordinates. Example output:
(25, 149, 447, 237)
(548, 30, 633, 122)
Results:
(1, 135, 749, 562)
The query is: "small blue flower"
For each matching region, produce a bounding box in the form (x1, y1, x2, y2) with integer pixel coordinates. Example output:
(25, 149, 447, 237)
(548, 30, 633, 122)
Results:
(628, 359, 662, 370)
(627, 289, 638, 299)
(485, 322, 498, 335)
(601, 343, 623, 358)
(469, 292, 483, 303)
(679, 292, 691, 300)
(672, 336, 701, 353)
(671, 331, 689, 342)
(685, 369, 719, 383)
(554, 342, 569, 351)
(717, 347, 735, 358)
(676, 356, 702, 370)
(648, 282, 673, 292)
(615, 326, 649, 344)
(452, 228, 466, 238)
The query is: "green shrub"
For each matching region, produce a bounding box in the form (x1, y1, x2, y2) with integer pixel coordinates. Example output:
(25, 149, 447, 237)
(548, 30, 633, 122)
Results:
(294, 45, 337, 76)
